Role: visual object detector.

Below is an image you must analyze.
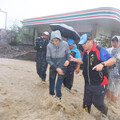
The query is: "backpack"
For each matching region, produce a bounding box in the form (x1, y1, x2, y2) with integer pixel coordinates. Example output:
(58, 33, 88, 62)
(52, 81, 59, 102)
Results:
(35, 37, 46, 50)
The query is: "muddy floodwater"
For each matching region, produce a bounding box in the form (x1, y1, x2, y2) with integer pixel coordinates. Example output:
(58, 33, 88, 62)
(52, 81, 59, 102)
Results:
(0, 58, 120, 120)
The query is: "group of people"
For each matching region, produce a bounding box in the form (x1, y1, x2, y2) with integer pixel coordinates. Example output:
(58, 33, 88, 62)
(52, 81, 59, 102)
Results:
(34, 30, 120, 116)
(34, 30, 81, 100)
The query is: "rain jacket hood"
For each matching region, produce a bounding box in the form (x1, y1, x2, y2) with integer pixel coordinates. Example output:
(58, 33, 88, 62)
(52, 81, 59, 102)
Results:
(108, 36, 120, 53)
(46, 30, 71, 69)
(117, 36, 120, 48)
(50, 30, 62, 41)
(112, 35, 120, 48)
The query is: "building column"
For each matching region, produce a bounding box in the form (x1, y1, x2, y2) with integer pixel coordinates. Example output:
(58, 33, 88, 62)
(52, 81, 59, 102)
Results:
(92, 24, 97, 39)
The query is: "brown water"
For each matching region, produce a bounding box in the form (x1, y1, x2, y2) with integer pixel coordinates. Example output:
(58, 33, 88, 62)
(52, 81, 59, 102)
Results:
(0, 58, 119, 120)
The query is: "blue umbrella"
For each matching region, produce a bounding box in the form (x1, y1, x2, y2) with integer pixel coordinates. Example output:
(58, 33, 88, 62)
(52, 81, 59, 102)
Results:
(49, 23, 80, 42)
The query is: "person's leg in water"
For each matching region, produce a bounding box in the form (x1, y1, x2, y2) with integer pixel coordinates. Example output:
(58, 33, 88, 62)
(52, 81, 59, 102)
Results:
(83, 84, 92, 113)
(63, 70, 71, 90)
(109, 80, 119, 103)
(111, 92, 117, 103)
(63, 74, 67, 88)
(106, 89, 111, 99)
(41, 57, 48, 82)
(111, 80, 120, 103)
(36, 51, 42, 79)
(106, 80, 112, 100)
(68, 66, 74, 90)
(56, 75, 64, 101)
(49, 67, 57, 96)
(63, 66, 74, 90)
(93, 85, 108, 116)
(36, 61, 42, 79)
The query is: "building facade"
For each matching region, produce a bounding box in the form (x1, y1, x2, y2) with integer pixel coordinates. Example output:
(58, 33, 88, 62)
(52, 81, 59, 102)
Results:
(22, 7, 120, 47)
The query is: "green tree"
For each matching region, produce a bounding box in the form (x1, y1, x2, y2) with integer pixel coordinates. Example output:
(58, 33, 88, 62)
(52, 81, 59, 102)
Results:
(2, 23, 23, 45)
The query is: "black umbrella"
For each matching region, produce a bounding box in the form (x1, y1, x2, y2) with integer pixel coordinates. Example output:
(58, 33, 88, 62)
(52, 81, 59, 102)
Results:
(49, 23, 80, 42)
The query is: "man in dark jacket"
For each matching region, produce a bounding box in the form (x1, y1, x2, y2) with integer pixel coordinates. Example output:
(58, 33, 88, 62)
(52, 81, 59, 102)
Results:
(34, 31, 49, 82)
(63, 39, 81, 90)
(70, 34, 116, 116)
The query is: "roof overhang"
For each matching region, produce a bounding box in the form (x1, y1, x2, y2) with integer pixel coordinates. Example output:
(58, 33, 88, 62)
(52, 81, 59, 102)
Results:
(22, 7, 120, 34)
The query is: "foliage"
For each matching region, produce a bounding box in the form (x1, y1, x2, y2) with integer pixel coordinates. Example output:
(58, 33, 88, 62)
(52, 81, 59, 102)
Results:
(95, 35, 111, 48)
(2, 22, 34, 46)
(2, 23, 24, 45)
(10, 24, 23, 45)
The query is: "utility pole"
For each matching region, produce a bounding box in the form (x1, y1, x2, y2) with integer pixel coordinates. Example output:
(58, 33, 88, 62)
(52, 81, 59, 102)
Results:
(0, 8, 7, 30)
(0, 9, 7, 41)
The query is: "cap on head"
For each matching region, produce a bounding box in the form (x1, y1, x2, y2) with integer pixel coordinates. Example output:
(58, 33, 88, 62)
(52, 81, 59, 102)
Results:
(42, 31, 49, 36)
(67, 39, 74, 45)
(78, 34, 92, 45)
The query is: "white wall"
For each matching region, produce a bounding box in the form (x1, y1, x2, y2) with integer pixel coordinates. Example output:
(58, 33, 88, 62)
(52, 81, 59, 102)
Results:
(73, 24, 93, 33)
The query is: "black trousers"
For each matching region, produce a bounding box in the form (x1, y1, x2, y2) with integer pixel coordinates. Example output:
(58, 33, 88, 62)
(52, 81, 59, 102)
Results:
(36, 56, 48, 80)
(63, 65, 74, 90)
(83, 84, 107, 111)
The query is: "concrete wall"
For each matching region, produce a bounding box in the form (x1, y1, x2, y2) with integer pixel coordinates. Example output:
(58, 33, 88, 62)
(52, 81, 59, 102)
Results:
(73, 24, 93, 33)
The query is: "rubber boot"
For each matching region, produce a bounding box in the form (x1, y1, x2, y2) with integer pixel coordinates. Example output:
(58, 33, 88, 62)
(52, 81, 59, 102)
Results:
(83, 104, 91, 113)
(101, 105, 108, 116)
(42, 78, 45, 81)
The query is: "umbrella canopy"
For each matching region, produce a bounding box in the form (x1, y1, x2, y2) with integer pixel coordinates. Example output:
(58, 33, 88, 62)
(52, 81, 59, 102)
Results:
(49, 23, 80, 41)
